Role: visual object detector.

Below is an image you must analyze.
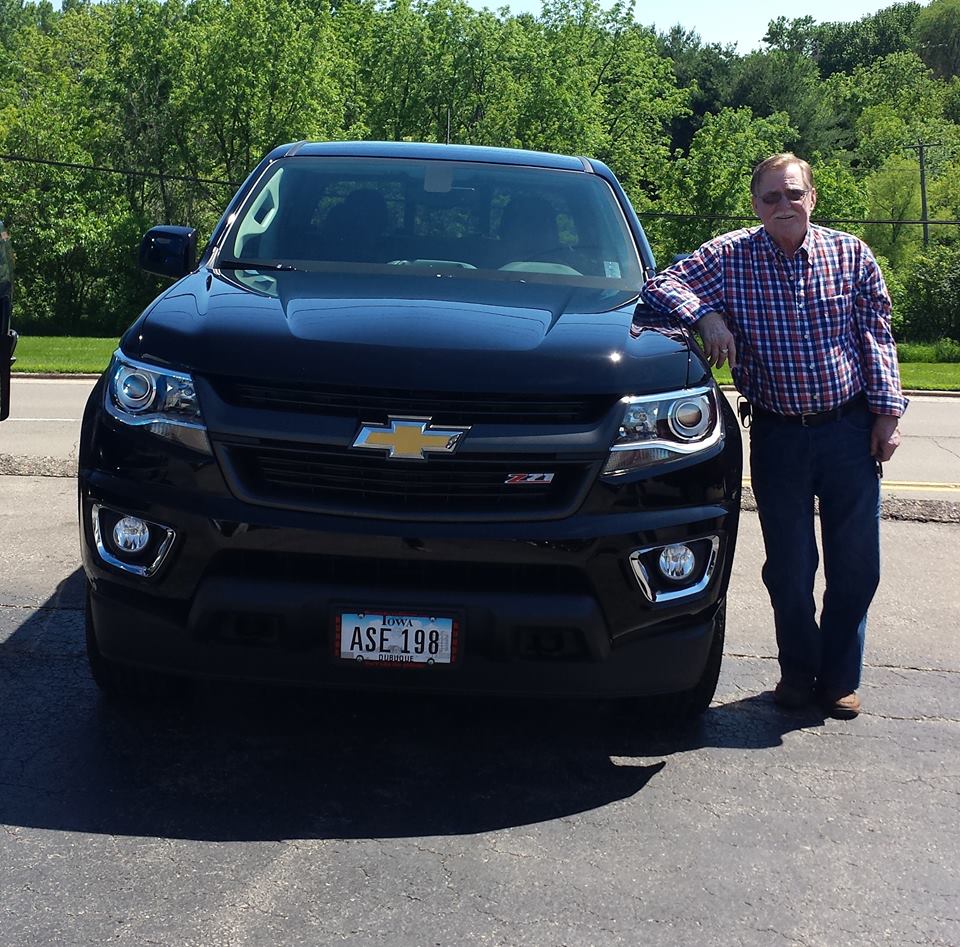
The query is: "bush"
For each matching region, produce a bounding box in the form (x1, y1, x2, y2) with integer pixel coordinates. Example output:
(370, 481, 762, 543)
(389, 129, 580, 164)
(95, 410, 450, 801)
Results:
(897, 342, 935, 362)
(935, 338, 960, 362)
(898, 243, 960, 342)
(896, 339, 960, 362)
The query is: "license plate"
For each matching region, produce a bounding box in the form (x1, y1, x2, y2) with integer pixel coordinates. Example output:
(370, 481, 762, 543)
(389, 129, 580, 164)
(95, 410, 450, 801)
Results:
(336, 611, 458, 667)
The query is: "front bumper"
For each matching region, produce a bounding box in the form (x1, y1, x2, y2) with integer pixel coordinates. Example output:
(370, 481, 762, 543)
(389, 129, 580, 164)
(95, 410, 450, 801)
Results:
(80, 476, 738, 698)
(87, 584, 724, 699)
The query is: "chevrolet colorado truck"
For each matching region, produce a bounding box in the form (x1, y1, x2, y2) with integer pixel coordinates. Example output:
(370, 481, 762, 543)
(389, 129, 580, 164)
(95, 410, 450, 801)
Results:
(79, 141, 741, 716)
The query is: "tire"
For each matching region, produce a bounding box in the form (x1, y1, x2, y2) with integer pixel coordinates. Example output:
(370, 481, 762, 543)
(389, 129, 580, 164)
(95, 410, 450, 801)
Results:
(85, 584, 188, 702)
(676, 598, 726, 718)
(637, 600, 726, 724)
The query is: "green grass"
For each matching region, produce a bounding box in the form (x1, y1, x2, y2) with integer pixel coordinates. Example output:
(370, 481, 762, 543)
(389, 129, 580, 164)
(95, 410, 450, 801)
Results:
(13, 336, 117, 374)
(894, 363, 960, 390)
(11, 336, 960, 390)
(713, 363, 959, 391)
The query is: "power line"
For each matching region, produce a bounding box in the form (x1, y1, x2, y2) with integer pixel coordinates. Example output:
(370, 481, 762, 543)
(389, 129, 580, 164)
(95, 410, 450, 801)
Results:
(636, 211, 960, 226)
(0, 153, 238, 188)
(2, 152, 958, 228)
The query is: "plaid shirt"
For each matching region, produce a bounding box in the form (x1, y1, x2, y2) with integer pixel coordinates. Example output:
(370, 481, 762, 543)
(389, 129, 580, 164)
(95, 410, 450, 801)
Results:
(641, 224, 907, 417)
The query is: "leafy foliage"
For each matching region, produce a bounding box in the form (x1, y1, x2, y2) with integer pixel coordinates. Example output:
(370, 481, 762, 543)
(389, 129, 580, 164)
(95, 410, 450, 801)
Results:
(912, 0, 960, 79)
(764, 5, 922, 77)
(648, 108, 793, 261)
(1, 0, 959, 340)
(898, 242, 960, 340)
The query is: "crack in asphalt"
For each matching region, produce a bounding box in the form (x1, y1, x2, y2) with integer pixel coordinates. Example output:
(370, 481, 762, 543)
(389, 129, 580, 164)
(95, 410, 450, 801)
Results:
(724, 651, 960, 675)
(932, 437, 960, 462)
(753, 928, 813, 946)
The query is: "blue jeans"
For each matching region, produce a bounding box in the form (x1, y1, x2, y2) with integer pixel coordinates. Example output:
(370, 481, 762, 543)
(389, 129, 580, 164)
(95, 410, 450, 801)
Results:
(749, 401, 881, 696)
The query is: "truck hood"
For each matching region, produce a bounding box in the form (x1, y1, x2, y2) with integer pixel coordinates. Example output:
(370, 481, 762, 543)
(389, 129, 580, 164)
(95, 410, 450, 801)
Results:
(132, 267, 692, 395)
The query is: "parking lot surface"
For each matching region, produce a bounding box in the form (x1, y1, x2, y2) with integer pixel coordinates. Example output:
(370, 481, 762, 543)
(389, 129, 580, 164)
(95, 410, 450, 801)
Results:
(1, 474, 957, 946)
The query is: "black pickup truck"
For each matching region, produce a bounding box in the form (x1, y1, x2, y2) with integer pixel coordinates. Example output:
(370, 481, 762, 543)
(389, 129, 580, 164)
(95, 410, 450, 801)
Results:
(79, 142, 741, 716)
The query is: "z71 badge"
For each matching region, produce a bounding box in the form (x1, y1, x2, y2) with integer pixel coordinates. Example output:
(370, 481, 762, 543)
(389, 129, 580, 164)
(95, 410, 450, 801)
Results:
(504, 473, 555, 484)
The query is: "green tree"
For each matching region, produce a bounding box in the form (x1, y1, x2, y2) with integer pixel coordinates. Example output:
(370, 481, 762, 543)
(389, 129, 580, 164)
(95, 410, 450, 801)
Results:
(0, 5, 144, 334)
(725, 50, 843, 155)
(912, 0, 960, 79)
(765, 5, 922, 78)
(862, 154, 922, 267)
(649, 107, 794, 262)
(898, 242, 960, 339)
(180, 0, 352, 184)
(827, 52, 958, 170)
(96, 0, 197, 224)
(656, 26, 737, 153)
(809, 158, 868, 229)
(762, 15, 818, 56)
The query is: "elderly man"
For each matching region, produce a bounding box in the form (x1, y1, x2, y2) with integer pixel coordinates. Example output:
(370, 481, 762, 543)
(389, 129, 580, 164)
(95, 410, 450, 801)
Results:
(642, 152, 906, 719)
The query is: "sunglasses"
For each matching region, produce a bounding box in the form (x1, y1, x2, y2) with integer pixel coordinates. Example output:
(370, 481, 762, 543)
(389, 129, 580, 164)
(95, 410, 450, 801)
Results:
(758, 187, 809, 206)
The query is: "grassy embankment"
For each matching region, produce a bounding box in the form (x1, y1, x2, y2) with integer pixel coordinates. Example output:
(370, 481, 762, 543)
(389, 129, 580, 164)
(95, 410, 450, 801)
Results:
(11, 335, 960, 391)
(14, 336, 118, 374)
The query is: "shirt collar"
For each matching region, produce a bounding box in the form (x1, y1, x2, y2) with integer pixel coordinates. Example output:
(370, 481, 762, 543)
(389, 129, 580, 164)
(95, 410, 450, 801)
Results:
(755, 223, 818, 263)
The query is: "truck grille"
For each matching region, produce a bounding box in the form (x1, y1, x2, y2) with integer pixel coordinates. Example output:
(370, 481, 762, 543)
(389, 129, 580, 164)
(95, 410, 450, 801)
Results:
(210, 378, 615, 426)
(217, 440, 594, 520)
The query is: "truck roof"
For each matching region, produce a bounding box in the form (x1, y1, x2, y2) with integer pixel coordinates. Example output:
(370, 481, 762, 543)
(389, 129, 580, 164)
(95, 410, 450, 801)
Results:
(269, 140, 594, 173)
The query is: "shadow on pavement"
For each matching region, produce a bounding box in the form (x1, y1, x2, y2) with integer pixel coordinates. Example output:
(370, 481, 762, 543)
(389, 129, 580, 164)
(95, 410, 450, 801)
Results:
(0, 570, 822, 842)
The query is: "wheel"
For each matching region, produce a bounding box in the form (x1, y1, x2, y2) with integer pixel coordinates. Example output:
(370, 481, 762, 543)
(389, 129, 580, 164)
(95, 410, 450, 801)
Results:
(675, 599, 726, 718)
(85, 584, 188, 702)
(637, 600, 726, 724)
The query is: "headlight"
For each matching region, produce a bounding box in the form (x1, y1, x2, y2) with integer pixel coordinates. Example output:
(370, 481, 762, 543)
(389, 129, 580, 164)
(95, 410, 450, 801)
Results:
(104, 351, 211, 453)
(602, 386, 722, 475)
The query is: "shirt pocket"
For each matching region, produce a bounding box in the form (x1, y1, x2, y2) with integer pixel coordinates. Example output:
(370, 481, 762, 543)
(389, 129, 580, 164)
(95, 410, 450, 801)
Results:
(818, 293, 853, 339)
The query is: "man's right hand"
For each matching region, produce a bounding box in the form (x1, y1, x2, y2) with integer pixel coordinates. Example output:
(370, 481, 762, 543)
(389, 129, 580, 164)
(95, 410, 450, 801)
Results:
(694, 312, 737, 369)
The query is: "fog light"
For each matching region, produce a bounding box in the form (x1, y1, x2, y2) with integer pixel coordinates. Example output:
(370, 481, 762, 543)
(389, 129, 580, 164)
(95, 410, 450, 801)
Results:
(658, 544, 695, 581)
(92, 504, 176, 577)
(629, 535, 720, 604)
(113, 516, 150, 554)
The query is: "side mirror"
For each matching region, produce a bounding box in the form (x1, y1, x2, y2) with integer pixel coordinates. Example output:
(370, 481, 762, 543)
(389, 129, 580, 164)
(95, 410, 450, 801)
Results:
(0, 222, 15, 422)
(139, 226, 198, 279)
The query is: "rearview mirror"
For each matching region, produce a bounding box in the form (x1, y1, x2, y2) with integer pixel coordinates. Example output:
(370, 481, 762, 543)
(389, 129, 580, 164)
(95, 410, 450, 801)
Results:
(139, 226, 198, 279)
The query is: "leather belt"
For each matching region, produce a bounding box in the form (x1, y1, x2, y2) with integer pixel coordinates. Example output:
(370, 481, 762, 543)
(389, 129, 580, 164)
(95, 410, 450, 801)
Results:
(752, 394, 867, 428)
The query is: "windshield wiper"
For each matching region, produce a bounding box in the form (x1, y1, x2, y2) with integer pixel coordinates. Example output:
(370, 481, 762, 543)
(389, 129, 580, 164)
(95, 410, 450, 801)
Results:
(216, 259, 299, 272)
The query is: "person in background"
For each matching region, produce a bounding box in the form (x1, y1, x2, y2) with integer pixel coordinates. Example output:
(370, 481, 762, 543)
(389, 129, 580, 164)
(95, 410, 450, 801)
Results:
(641, 152, 906, 719)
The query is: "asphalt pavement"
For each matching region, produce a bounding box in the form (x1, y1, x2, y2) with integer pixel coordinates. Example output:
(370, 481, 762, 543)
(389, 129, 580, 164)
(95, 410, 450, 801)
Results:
(0, 381, 958, 946)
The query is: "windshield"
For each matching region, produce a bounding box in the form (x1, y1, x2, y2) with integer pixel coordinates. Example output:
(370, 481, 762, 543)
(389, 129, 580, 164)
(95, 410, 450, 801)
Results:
(217, 156, 643, 289)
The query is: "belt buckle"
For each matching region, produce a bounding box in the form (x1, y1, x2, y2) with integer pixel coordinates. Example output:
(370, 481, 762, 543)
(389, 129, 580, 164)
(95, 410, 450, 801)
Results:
(800, 413, 814, 428)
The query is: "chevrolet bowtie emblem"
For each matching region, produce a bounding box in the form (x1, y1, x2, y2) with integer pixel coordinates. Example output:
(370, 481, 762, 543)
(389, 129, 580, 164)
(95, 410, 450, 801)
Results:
(352, 417, 470, 460)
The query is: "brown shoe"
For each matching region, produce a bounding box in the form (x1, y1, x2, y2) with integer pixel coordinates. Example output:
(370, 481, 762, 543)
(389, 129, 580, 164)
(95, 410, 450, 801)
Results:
(773, 680, 814, 709)
(820, 691, 861, 719)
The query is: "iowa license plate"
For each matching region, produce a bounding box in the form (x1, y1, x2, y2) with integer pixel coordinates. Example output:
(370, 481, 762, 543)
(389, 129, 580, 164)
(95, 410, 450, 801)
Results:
(336, 611, 458, 666)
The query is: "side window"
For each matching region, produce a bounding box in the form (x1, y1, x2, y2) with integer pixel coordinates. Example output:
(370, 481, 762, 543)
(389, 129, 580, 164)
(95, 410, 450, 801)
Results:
(232, 168, 284, 258)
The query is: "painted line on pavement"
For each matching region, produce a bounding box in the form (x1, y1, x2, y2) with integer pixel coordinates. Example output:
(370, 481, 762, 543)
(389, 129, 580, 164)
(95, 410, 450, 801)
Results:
(743, 476, 960, 495)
